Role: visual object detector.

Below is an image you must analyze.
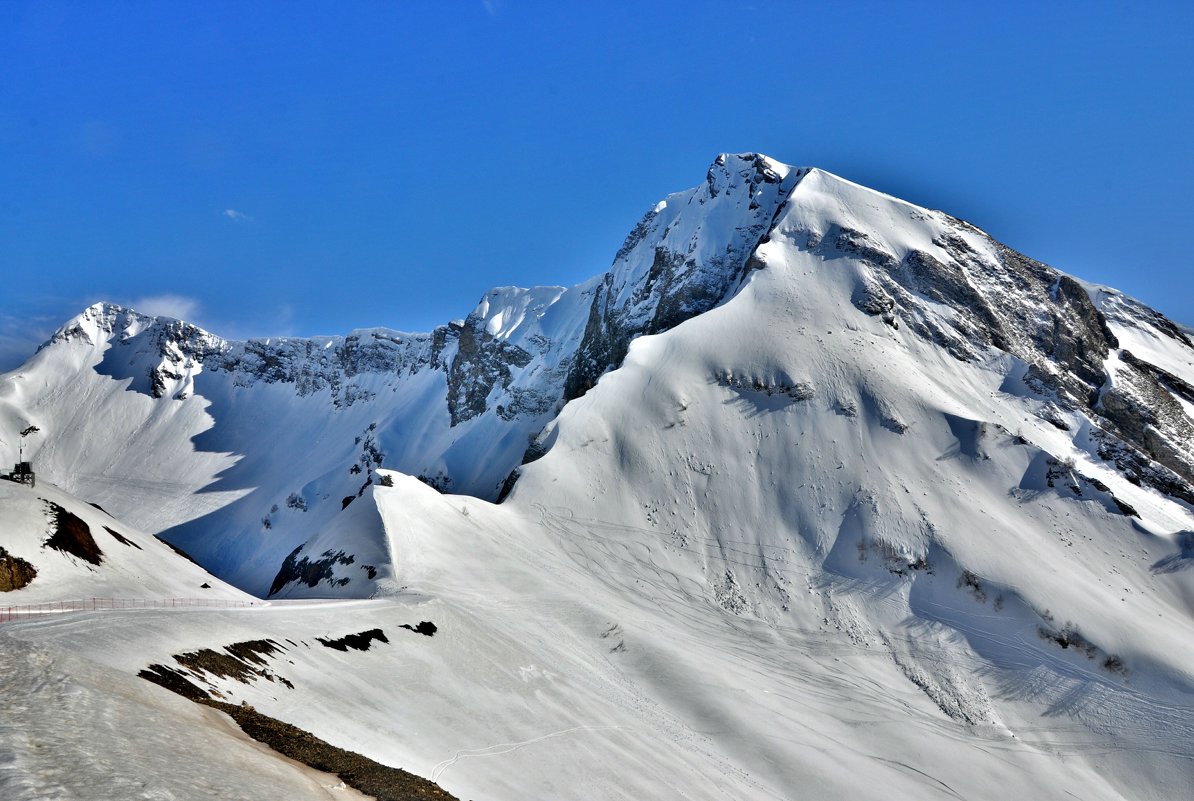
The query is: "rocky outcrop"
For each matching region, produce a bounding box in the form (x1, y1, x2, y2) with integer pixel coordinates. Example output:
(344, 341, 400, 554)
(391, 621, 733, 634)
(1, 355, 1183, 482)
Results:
(269, 546, 355, 596)
(445, 317, 533, 426)
(565, 154, 799, 400)
(847, 219, 1119, 409)
(1035, 274, 1118, 406)
(807, 205, 1193, 504)
(1097, 356, 1194, 499)
(0, 546, 37, 591)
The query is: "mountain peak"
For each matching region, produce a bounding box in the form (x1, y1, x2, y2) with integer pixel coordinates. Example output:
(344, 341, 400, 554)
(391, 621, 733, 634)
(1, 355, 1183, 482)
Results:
(703, 152, 802, 199)
(46, 301, 215, 352)
(46, 301, 139, 349)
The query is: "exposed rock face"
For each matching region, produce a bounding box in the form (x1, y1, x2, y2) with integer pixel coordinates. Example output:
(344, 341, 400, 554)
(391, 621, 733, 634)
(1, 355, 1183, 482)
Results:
(269, 546, 355, 596)
(0, 546, 37, 591)
(73, 300, 552, 425)
(76, 302, 439, 405)
(445, 316, 533, 426)
(816, 206, 1194, 503)
(214, 330, 435, 399)
(1042, 275, 1118, 404)
(856, 222, 1119, 402)
(852, 277, 896, 319)
(565, 154, 801, 400)
(1097, 353, 1194, 503)
(830, 224, 899, 270)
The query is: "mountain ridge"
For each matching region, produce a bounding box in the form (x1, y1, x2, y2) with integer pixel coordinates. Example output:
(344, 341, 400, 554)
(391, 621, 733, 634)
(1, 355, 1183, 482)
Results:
(3, 153, 1193, 597)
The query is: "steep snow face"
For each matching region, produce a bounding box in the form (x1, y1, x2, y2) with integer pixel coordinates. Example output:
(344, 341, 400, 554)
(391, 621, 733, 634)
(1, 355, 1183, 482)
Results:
(770, 169, 1194, 506)
(492, 169, 1194, 797)
(510, 166, 1194, 669)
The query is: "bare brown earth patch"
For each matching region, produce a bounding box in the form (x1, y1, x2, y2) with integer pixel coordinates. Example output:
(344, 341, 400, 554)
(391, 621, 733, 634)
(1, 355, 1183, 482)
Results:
(212, 700, 458, 801)
(0, 546, 37, 591)
(140, 640, 459, 801)
(138, 663, 211, 701)
(174, 639, 294, 689)
(42, 501, 103, 565)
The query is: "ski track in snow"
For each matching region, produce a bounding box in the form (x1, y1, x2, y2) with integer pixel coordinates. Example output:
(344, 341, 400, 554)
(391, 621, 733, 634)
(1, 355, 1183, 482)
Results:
(429, 725, 625, 782)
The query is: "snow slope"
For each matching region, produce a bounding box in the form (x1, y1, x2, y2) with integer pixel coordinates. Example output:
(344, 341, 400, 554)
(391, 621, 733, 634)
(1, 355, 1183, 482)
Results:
(0, 479, 247, 602)
(0, 616, 374, 801)
(2, 154, 1194, 800)
(495, 172, 1194, 795)
(4, 465, 1192, 800)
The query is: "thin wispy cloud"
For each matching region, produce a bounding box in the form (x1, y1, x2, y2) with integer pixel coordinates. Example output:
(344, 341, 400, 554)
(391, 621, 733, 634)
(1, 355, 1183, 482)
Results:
(222, 208, 253, 223)
(126, 294, 202, 322)
(0, 312, 58, 373)
(482, 0, 499, 17)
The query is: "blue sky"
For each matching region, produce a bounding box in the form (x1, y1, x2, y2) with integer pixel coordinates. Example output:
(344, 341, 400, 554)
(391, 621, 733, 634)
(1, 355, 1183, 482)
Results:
(2, 1, 1192, 369)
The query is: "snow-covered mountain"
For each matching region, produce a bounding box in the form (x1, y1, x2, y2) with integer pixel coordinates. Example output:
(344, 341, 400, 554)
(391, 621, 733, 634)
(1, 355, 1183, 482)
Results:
(2, 154, 1193, 801)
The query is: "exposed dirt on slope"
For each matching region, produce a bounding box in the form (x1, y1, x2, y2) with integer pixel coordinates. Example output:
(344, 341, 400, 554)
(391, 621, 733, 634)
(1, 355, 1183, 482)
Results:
(139, 664, 459, 800)
(214, 700, 459, 801)
(174, 639, 294, 688)
(0, 546, 37, 591)
(138, 663, 211, 701)
(42, 501, 103, 565)
(158, 537, 202, 565)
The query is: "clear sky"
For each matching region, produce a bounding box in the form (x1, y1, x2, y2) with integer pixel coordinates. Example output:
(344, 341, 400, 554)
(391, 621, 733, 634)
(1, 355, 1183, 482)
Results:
(2, 1, 1192, 369)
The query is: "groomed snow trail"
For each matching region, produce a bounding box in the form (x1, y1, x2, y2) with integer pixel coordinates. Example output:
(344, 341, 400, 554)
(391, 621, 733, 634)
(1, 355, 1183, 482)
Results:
(430, 725, 625, 782)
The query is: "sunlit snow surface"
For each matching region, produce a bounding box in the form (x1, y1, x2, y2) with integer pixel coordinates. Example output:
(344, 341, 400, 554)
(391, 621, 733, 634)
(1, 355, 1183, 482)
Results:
(2, 157, 1194, 800)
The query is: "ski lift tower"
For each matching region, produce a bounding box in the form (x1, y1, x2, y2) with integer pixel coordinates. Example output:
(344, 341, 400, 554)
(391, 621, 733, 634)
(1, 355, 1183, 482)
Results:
(11, 426, 39, 488)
